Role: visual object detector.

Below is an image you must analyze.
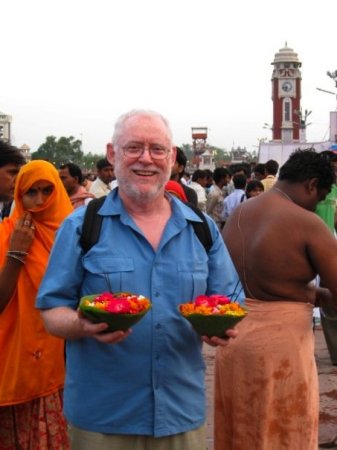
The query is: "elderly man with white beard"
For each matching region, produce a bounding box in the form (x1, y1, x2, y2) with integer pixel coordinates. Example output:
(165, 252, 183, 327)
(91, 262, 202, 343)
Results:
(36, 109, 242, 450)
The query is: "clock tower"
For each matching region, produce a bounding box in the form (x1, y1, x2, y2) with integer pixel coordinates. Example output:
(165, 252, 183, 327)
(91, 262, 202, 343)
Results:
(271, 44, 302, 143)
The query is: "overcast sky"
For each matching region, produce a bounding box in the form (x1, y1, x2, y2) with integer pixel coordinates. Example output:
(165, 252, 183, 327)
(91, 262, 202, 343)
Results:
(1, 0, 336, 155)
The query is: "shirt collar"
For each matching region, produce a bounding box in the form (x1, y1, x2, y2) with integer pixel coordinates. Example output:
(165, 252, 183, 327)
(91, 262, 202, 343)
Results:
(98, 189, 204, 224)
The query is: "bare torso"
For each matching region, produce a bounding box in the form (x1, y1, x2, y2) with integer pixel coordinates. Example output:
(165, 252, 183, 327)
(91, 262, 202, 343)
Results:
(223, 189, 337, 304)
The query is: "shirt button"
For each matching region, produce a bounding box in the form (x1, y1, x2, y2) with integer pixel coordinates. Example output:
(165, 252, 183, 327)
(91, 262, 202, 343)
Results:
(154, 292, 160, 297)
(155, 324, 162, 329)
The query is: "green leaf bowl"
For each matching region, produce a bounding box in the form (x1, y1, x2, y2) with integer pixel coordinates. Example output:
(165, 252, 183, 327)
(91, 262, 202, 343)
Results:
(181, 312, 247, 338)
(79, 294, 151, 332)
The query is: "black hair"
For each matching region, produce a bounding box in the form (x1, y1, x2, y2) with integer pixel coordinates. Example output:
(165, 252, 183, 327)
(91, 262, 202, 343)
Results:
(192, 169, 207, 182)
(320, 150, 337, 162)
(96, 158, 113, 171)
(279, 149, 335, 190)
(175, 147, 187, 168)
(59, 162, 84, 184)
(213, 167, 231, 184)
(0, 140, 26, 168)
(233, 174, 247, 189)
(265, 159, 279, 176)
(246, 179, 264, 195)
(253, 163, 265, 176)
(229, 163, 251, 178)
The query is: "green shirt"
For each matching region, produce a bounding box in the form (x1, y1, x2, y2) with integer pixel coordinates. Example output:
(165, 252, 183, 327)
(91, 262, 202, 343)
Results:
(315, 184, 337, 232)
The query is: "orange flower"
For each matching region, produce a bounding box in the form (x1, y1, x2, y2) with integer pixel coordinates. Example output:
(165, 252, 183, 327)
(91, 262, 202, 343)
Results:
(179, 295, 246, 317)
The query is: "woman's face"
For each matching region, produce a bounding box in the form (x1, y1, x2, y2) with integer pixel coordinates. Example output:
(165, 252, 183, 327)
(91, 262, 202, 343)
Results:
(22, 180, 54, 210)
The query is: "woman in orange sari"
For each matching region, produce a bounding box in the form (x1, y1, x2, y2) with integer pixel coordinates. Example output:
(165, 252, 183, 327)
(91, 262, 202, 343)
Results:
(0, 160, 73, 450)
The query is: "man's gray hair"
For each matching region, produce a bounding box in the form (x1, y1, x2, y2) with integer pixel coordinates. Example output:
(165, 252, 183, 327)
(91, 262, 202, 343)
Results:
(111, 109, 173, 145)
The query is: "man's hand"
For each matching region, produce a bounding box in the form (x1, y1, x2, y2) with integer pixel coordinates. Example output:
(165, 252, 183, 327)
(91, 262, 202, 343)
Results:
(77, 311, 132, 344)
(201, 327, 238, 347)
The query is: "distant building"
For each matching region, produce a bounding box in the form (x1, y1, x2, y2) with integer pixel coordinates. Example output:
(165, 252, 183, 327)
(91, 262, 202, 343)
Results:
(20, 144, 31, 161)
(259, 111, 337, 165)
(231, 146, 251, 164)
(259, 43, 337, 165)
(198, 147, 215, 171)
(0, 112, 12, 143)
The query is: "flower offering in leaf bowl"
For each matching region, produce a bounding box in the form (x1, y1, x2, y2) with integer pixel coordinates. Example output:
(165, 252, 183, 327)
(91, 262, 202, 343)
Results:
(79, 292, 151, 332)
(179, 294, 247, 337)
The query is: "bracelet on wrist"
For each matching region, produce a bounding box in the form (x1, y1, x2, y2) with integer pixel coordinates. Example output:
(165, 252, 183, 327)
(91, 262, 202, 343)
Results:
(7, 253, 26, 265)
(7, 250, 28, 256)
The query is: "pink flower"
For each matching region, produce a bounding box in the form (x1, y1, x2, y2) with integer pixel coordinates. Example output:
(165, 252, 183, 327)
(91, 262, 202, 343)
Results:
(94, 292, 114, 303)
(106, 298, 131, 313)
(194, 295, 211, 306)
(209, 294, 231, 305)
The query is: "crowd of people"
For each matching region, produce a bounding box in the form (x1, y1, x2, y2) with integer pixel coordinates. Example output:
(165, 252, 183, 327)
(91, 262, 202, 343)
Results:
(0, 109, 337, 450)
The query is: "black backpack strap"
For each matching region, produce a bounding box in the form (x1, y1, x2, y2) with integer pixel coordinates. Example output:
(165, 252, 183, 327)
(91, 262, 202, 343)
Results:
(185, 202, 213, 253)
(80, 196, 106, 253)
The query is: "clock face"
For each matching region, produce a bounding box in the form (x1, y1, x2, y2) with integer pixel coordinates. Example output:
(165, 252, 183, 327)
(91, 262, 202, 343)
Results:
(282, 81, 293, 92)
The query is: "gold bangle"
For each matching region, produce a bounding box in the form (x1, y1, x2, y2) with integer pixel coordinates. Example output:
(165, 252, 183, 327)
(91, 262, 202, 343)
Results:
(7, 250, 28, 256)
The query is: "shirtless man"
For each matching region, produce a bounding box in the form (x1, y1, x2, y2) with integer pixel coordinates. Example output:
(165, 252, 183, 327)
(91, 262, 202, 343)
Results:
(215, 149, 337, 450)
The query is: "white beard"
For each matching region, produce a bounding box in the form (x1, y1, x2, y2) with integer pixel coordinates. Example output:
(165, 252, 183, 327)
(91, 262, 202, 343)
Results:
(114, 158, 170, 205)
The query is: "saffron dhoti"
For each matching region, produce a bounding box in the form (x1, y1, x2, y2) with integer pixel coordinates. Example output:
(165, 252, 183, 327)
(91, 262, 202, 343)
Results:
(214, 298, 318, 450)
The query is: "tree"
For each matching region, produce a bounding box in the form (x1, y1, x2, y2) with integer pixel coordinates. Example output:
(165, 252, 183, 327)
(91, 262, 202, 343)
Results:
(31, 136, 84, 167)
(81, 152, 105, 173)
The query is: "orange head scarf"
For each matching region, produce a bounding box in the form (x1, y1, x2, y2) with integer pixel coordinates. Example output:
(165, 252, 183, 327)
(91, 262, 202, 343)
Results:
(0, 160, 73, 405)
(13, 159, 73, 253)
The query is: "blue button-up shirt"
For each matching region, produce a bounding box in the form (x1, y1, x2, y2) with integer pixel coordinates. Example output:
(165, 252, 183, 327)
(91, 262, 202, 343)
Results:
(36, 190, 243, 437)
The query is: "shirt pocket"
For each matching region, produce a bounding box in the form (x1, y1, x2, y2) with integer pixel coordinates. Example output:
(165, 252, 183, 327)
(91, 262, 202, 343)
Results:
(82, 257, 134, 293)
(177, 260, 208, 303)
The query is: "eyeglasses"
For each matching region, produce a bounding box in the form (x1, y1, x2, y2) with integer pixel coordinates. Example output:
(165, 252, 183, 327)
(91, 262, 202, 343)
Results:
(25, 185, 54, 197)
(122, 142, 170, 160)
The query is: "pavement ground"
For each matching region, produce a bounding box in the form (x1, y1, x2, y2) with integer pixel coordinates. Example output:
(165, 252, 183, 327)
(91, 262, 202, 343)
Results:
(203, 325, 337, 450)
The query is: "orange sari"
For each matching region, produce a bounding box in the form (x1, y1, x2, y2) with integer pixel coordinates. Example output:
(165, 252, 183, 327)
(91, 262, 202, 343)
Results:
(0, 160, 73, 406)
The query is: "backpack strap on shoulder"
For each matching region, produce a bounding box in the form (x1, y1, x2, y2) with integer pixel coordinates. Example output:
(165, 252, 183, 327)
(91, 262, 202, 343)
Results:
(80, 197, 213, 254)
(80, 196, 106, 253)
(185, 202, 213, 253)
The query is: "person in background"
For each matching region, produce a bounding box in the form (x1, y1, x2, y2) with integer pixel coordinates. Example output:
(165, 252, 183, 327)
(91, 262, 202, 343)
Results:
(252, 163, 266, 181)
(225, 163, 250, 197)
(261, 159, 279, 191)
(189, 169, 208, 211)
(0, 160, 72, 449)
(181, 171, 191, 185)
(216, 149, 337, 450)
(229, 163, 251, 179)
(89, 158, 115, 198)
(0, 141, 26, 221)
(36, 109, 242, 450)
(315, 150, 337, 365)
(206, 167, 231, 230)
(204, 169, 214, 195)
(245, 179, 264, 199)
(222, 173, 247, 221)
(165, 179, 188, 202)
(82, 173, 93, 192)
(170, 147, 198, 206)
(59, 163, 95, 209)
